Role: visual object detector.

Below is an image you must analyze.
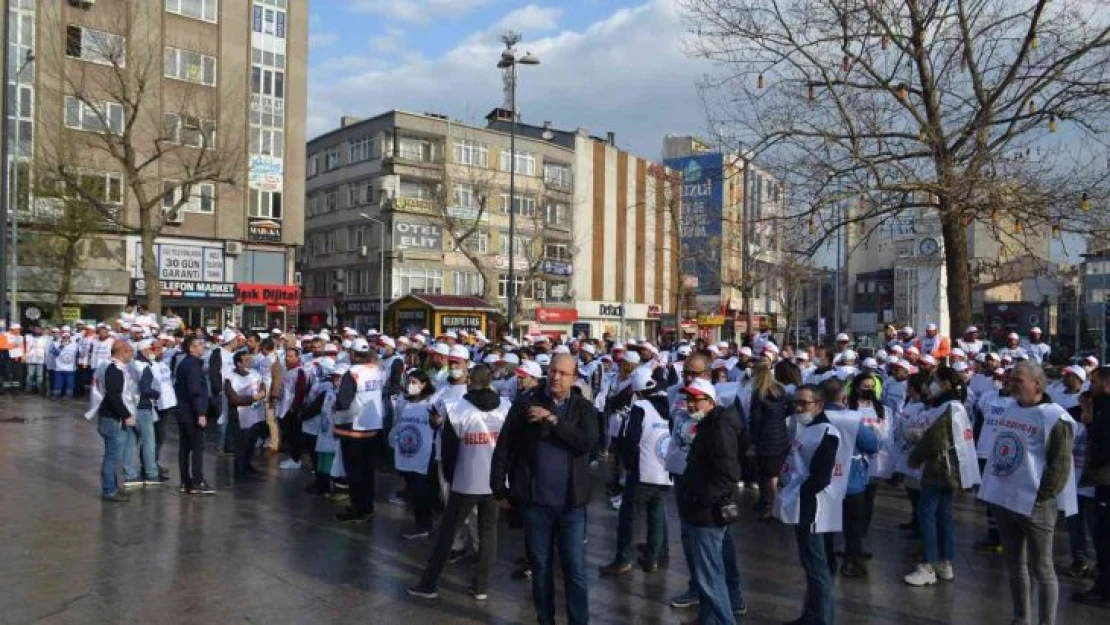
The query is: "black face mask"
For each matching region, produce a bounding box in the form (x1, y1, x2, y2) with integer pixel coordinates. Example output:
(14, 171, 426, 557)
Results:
(858, 389, 876, 401)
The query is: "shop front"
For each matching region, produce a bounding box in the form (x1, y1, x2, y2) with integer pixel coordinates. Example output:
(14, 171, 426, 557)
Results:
(533, 306, 579, 341)
(573, 301, 660, 342)
(387, 294, 495, 337)
(235, 283, 300, 332)
(696, 313, 727, 343)
(343, 299, 387, 333)
(17, 265, 131, 325)
(131, 278, 236, 330)
(298, 297, 332, 330)
(131, 238, 232, 329)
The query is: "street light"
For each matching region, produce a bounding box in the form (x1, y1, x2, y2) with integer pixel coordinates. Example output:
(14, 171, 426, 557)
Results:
(358, 212, 386, 332)
(496, 32, 539, 338)
(0, 45, 34, 324)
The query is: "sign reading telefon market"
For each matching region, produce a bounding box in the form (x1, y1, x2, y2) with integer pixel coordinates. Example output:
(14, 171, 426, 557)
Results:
(393, 221, 442, 250)
(137, 243, 224, 281)
(664, 153, 723, 296)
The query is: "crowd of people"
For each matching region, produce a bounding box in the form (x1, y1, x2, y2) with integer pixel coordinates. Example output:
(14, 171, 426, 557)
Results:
(19, 308, 1110, 625)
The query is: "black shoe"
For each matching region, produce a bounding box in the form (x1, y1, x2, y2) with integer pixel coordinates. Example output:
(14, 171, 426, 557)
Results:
(599, 561, 633, 577)
(447, 549, 467, 564)
(640, 560, 659, 574)
(101, 492, 130, 503)
(336, 508, 371, 523)
(144, 476, 169, 486)
(178, 483, 191, 494)
(193, 481, 216, 495)
(841, 560, 868, 579)
(405, 584, 438, 600)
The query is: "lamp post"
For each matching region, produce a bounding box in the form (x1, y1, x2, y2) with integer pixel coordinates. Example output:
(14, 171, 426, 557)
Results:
(497, 32, 539, 338)
(358, 212, 386, 332)
(9, 50, 34, 321)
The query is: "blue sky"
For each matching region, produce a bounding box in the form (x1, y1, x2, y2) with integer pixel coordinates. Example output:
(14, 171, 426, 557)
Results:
(306, 0, 711, 158)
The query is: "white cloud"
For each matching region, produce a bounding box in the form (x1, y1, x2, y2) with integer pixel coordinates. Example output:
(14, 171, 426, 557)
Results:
(370, 27, 407, 55)
(309, 32, 341, 48)
(491, 5, 562, 34)
(348, 0, 492, 25)
(310, 0, 709, 158)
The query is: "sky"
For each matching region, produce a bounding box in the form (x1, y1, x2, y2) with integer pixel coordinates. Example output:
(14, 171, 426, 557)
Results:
(306, 0, 710, 160)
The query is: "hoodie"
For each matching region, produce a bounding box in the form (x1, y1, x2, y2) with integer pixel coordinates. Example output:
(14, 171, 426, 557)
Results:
(619, 392, 672, 477)
(440, 387, 502, 485)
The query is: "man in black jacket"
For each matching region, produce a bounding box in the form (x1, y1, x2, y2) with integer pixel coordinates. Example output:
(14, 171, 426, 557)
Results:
(1075, 366, 1110, 607)
(491, 353, 598, 625)
(97, 342, 137, 502)
(676, 378, 746, 625)
(175, 336, 213, 495)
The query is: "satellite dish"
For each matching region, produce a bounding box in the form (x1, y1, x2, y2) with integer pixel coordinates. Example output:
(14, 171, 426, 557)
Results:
(541, 130, 555, 140)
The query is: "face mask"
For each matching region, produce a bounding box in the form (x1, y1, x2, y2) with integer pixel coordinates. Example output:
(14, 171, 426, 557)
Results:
(858, 389, 876, 401)
(929, 381, 943, 397)
(449, 368, 465, 381)
(406, 382, 422, 396)
(378, 349, 386, 358)
(689, 410, 706, 421)
(797, 412, 815, 426)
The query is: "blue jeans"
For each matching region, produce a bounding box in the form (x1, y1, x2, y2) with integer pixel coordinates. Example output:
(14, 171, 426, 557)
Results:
(96, 417, 127, 495)
(795, 524, 833, 625)
(25, 363, 44, 392)
(681, 515, 742, 608)
(681, 522, 738, 625)
(52, 371, 75, 397)
(124, 409, 158, 481)
(522, 504, 588, 625)
(918, 485, 954, 563)
(1068, 495, 1096, 566)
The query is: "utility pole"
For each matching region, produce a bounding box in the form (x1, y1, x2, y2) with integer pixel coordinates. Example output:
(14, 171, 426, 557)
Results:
(0, 0, 13, 324)
(742, 161, 753, 343)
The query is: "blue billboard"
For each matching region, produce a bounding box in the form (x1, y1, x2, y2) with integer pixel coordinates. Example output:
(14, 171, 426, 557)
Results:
(665, 153, 724, 296)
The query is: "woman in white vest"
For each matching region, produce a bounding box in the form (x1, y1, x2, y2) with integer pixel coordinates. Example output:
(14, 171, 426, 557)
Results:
(979, 362, 1077, 625)
(391, 369, 440, 539)
(224, 351, 267, 480)
(903, 367, 981, 587)
(333, 339, 384, 523)
(775, 384, 841, 625)
(407, 365, 510, 602)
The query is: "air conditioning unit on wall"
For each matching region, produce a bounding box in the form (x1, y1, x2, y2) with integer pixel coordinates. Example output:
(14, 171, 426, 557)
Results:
(225, 241, 243, 255)
(165, 212, 184, 225)
(359, 246, 368, 258)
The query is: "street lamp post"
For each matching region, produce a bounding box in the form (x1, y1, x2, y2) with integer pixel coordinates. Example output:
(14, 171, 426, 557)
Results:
(358, 213, 386, 332)
(10, 50, 34, 322)
(497, 32, 539, 338)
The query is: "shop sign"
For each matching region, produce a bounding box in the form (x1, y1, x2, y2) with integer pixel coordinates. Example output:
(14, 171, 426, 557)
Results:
(571, 322, 591, 339)
(394, 220, 442, 250)
(346, 300, 381, 314)
(697, 314, 726, 327)
(647, 304, 662, 319)
(249, 154, 283, 175)
(393, 197, 438, 216)
(397, 309, 427, 334)
(60, 306, 82, 322)
(541, 259, 573, 276)
(131, 278, 236, 301)
(535, 307, 578, 324)
(495, 255, 529, 271)
(439, 313, 484, 333)
(139, 243, 224, 281)
(248, 172, 283, 192)
(597, 303, 624, 318)
(248, 218, 283, 243)
(299, 297, 331, 314)
(235, 283, 300, 306)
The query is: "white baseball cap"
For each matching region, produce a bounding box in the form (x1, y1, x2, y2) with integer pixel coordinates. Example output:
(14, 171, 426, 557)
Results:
(901, 326, 915, 336)
(862, 357, 878, 369)
(677, 345, 692, 356)
(1064, 365, 1087, 381)
(951, 361, 969, 372)
(221, 329, 238, 344)
(483, 354, 501, 365)
(739, 346, 753, 358)
(1084, 355, 1100, 366)
(535, 353, 552, 367)
(447, 345, 470, 362)
(921, 354, 938, 366)
(1007, 332, 1019, 340)
(582, 344, 597, 355)
(836, 333, 850, 342)
(433, 342, 451, 357)
(630, 367, 656, 393)
(621, 351, 642, 365)
(379, 336, 396, 350)
(926, 323, 938, 332)
(681, 378, 717, 402)
(552, 345, 571, 354)
(841, 349, 858, 362)
(1030, 327, 1042, 334)
(136, 339, 154, 352)
(516, 361, 543, 379)
(966, 326, 979, 334)
(324, 343, 339, 354)
(716, 341, 729, 349)
(350, 338, 371, 353)
(502, 353, 520, 365)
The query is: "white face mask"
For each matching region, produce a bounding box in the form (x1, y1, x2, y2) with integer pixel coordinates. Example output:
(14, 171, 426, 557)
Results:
(929, 381, 943, 397)
(797, 412, 816, 426)
(689, 410, 706, 421)
(449, 368, 465, 381)
(406, 382, 423, 396)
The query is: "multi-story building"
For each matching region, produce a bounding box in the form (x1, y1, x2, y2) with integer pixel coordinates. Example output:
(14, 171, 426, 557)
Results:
(1, 0, 306, 328)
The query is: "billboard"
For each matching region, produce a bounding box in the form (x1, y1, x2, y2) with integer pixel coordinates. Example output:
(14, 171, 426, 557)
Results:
(665, 153, 724, 296)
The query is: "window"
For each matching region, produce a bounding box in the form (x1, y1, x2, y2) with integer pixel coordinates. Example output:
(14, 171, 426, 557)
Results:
(165, 47, 217, 86)
(453, 185, 476, 209)
(66, 25, 125, 66)
(361, 180, 375, 204)
(545, 243, 570, 261)
(392, 267, 443, 298)
(249, 189, 283, 219)
(347, 184, 360, 208)
(324, 231, 336, 254)
(251, 47, 286, 69)
(397, 136, 433, 161)
(63, 169, 123, 205)
(497, 274, 531, 299)
(354, 225, 367, 248)
(499, 150, 536, 175)
(544, 202, 568, 227)
(454, 231, 488, 254)
(64, 96, 124, 134)
(895, 240, 914, 258)
(162, 113, 216, 148)
(500, 194, 536, 217)
(251, 67, 284, 98)
(533, 279, 547, 302)
(308, 155, 318, 177)
(250, 127, 283, 156)
(166, 0, 218, 23)
(324, 191, 337, 212)
(349, 136, 374, 163)
(454, 272, 485, 297)
(323, 147, 340, 171)
(252, 6, 287, 38)
(454, 139, 488, 167)
(399, 181, 431, 199)
(544, 162, 571, 188)
(162, 181, 216, 213)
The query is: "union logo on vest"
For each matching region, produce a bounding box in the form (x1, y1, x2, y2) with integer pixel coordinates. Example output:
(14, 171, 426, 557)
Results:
(397, 425, 423, 458)
(990, 432, 1024, 477)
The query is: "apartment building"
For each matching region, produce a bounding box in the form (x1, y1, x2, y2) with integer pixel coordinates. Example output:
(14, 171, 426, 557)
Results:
(300, 110, 577, 334)
(1, 0, 306, 329)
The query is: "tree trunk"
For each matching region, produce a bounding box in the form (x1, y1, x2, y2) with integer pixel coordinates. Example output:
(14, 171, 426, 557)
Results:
(140, 220, 161, 315)
(940, 206, 972, 336)
(54, 237, 79, 319)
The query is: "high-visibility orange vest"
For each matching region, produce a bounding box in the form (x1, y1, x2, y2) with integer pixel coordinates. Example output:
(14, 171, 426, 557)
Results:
(0, 334, 8, 350)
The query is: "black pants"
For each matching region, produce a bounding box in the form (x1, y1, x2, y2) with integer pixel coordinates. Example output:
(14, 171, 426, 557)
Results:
(1093, 486, 1110, 598)
(177, 414, 206, 486)
(76, 366, 91, 398)
(154, 407, 172, 466)
(339, 436, 378, 514)
(407, 465, 442, 531)
(843, 491, 868, 562)
(418, 492, 499, 593)
(235, 421, 267, 477)
(280, 410, 307, 460)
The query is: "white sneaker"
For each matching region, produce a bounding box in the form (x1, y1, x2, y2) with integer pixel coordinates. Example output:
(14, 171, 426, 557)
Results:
(278, 459, 300, 470)
(610, 495, 622, 510)
(934, 561, 954, 581)
(903, 563, 937, 586)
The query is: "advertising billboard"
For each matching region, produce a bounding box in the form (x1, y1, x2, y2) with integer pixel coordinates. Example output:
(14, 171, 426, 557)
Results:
(665, 153, 724, 296)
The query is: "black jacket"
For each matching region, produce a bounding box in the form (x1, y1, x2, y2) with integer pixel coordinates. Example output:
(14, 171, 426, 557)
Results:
(98, 363, 132, 421)
(174, 354, 210, 423)
(619, 392, 672, 477)
(799, 413, 839, 528)
(490, 388, 599, 509)
(677, 405, 746, 526)
(749, 391, 791, 457)
(136, 356, 160, 411)
(441, 388, 502, 486)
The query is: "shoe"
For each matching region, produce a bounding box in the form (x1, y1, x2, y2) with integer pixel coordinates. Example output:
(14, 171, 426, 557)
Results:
(973, 538, 1002, 554)
(336, 508, 372, 523)
(122, 479, 144, 489)
(405, 585, 438, 600)
(904, 563, 937, 586)
(278, 459, 301, 470)
(193, 481, 216, 495)
(101, 492, 130, 503)
(468, 587, 488, 601)
(447, 549, 467, 564)
(1065, 562, 1094, 579)
(178, 483, 191, 494)
(670, 590, 700, 608)
(144, 476, 169, 486)
(402, 529, 430, 540)
(1072, 588, 1110, 607)
(733, 600, 748, 616)
(511, 562, 533, 580)
(609, 496, 622, 510)
(599, 561, 633, 577)
(639, 558, 659, 573)
(841, 560, 868, 579)
(388, 493, 406, 506)
(934, 561, 954, 581)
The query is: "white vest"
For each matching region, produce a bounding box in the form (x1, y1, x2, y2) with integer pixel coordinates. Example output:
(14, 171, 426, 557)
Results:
(315, 386, 339, 454)
(916, 401, 981, 489)
(276, 365, 307, 419)
(635, 399, 672, 486)
(774, 420, 842, 532)
(957, 339, 983, 355)
(350, 363, 385, 431)
(300, 383, 329, 436)
(664, 397, 696, 476)
(976, 392, 1016, 459)
(857, 404, 894, 480)
(392, 398, 436, 475)
(449, 397, 510, 495)
(979, 402, 1078, 517)
(229, 370, 265, 430)
(84, 361, 139, 420)
(823, 411, 862, 521)
(151, 360, 177, 411)
(53, 342, 79, 372)
(90, 338, 115, 369)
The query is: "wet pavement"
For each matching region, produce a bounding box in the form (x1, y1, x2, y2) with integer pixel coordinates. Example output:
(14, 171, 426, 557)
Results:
(0, 393, 1104, 625)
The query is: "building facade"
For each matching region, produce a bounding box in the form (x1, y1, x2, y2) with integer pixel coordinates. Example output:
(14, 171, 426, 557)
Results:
(1, 0, 306, 329)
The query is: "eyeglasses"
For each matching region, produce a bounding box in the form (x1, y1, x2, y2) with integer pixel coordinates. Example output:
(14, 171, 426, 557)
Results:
(792, 399, 820, 407)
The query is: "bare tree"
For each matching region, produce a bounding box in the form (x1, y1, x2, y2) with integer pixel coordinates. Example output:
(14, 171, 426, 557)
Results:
(432, 157, 502, 305)
(37, 0, 244, 314)
(684, 0, 1110, 332)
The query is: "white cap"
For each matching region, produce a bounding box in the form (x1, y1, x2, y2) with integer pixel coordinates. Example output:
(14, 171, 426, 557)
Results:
(875, 350, 888, 362)
(482, 354, 501, 365)
(443, 330, 458, 340)
(621, 351, 642, 365)
(711, 359, 729, 371)
(890, 358, 910, 371)
(707, 345, 720, 356)
(535, 353, 552, 367)
(889, 344, 904, 354)
(342, 339, 353, 350)
(795, 352, 810, 362)
(677, 345, 692, 356)
(136, 339, 154, 352)
(379, 336, 396, 349)
(966, 326, 979, 334)
(433, 343, 451, 357)
(906, 346, 920, 355)
(901, 326, 914, 336)
(631, 367, 656, 392)
(682, 378, 717, 402)
(552, 345, 571, 355)
(926, 323, 938, 332)
(716, 341, 729, 349)
(350, 338, 371, 353)
(739, 346, 753, 358)
(221, 329, 238, 344)
(641, 342, 658, 354)
(1064, 365, 1087, 381)
(583, 344, 597, 355)
(952, 361, 969, 372)
(950, 348, 966, 359)
(762, 343, 780, 355)
(1030, 327, 1042, 334)
(1007, 332, 1020, 340)
(841, 349, 858, 362)
(1084, 355, 1099, 366)
(503, 353, 520, 365)
(324, 343, 339, 354)
(836, 333, 850, 342)
(516, 361, 543, 379)
(862, 357, 878, 369)
(448, 345, 470, 362)
(921, 354, 938, 366)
